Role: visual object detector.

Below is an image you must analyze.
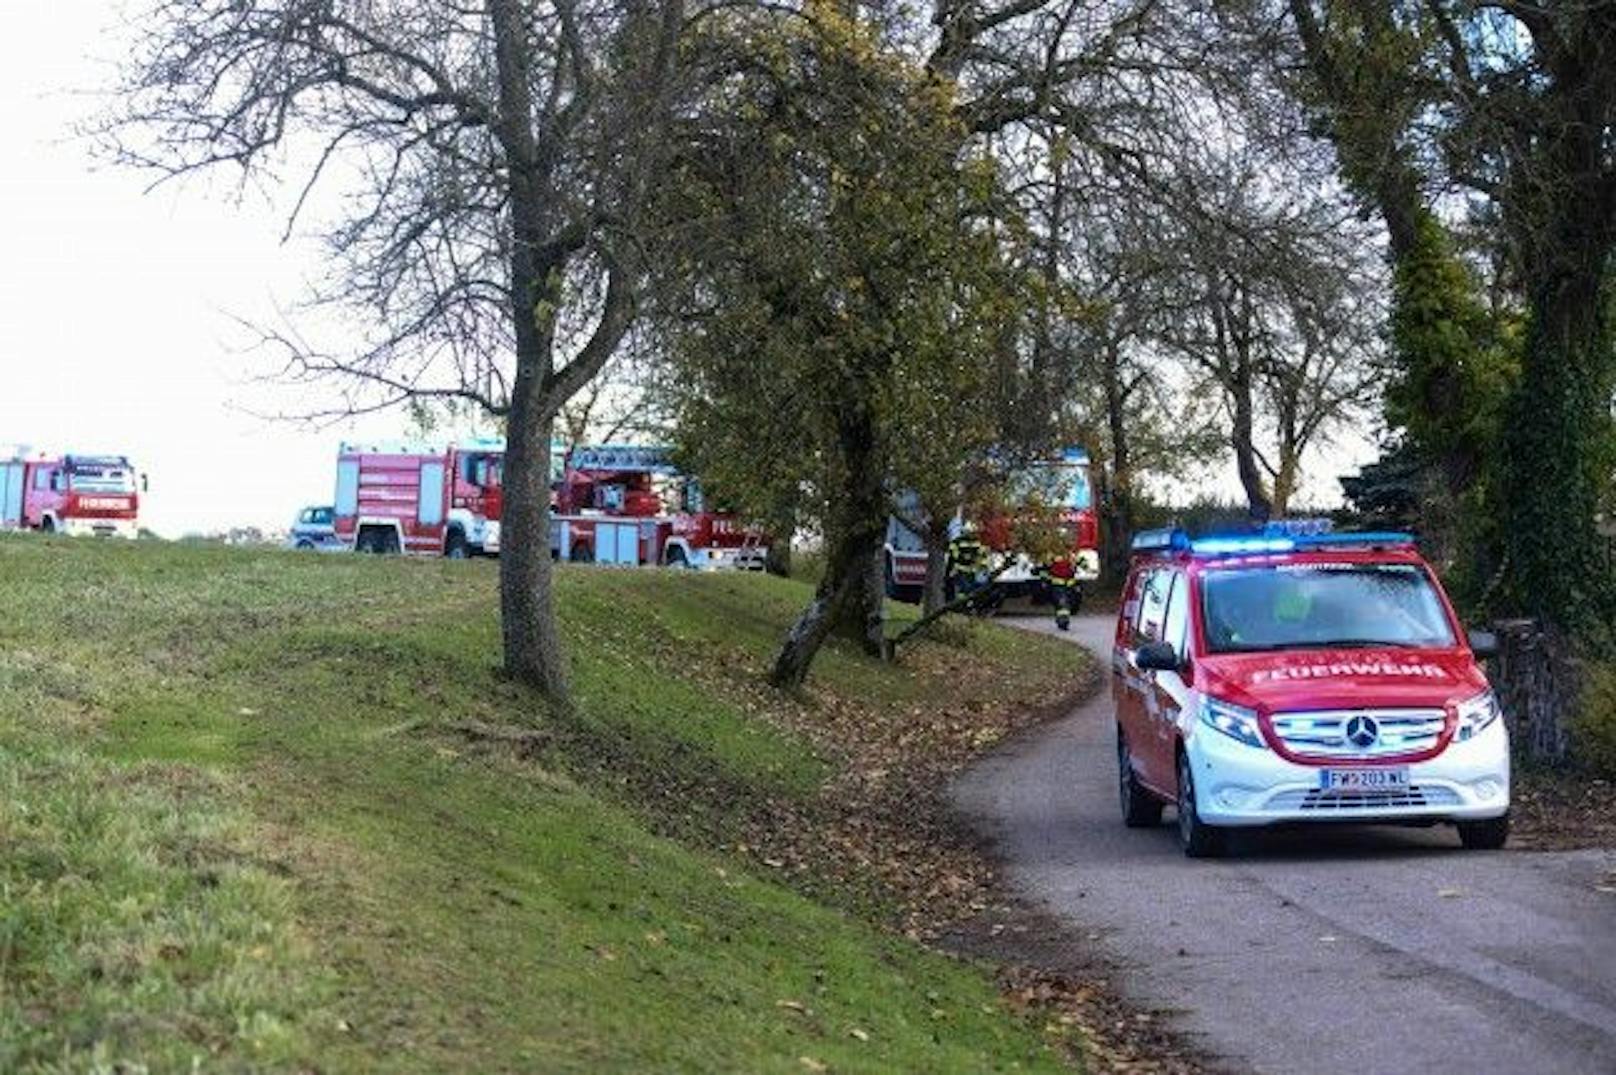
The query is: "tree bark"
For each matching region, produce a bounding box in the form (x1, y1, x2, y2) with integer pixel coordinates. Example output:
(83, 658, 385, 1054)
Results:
(769, 525, 885, 686)
(770, 400, 888, 686)
(489, 0, 573, 704)
(922, 539, 950, 615)
(1502, 231, 1611, 627)
(765, 540, 792, 578)
(1100, 338, 1135, 580)
(1226, 292, 1273, 521)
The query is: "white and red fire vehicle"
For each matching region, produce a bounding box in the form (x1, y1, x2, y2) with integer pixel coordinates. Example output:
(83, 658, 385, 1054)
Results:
(1114, 522, 1510, 857)
(0, 451, 144, 539)
(551, 444, 767, 569)
(332, 439, 505, 556)
(885, 447, 1101, 605)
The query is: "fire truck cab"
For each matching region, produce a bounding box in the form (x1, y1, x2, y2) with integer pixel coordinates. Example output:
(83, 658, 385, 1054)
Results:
(333, 439, 504, 557)
(885, 447, 1101, 605)
(551, 444, 767, 569)
(1114, 521, 1510, 857)
(0, 451, 144, 539)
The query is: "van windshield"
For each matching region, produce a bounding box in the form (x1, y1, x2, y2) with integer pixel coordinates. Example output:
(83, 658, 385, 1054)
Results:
(1200, 563, 1455, 654)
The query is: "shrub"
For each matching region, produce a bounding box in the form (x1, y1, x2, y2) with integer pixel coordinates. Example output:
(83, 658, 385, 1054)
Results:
(1571, 659, 1616, 776)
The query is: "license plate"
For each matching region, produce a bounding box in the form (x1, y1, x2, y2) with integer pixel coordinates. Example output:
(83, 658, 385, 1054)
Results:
(1320, 768, 1410, 790)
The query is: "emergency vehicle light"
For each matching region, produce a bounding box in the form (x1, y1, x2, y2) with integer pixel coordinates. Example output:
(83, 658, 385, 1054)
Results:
(1130, 528, 1189, 554)
(1191, 536, 1295, 555)
(569, 444, 679, 473)
(1261, 517, 1333, 537)
(1291, 531, 1415, 549)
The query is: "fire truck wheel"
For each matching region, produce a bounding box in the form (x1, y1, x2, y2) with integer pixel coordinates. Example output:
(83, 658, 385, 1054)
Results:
(445, 530, 469, 559)
(664, 545, 689, 568)
(569, 543, 594, 563)
(40, 516, 55, 534)
(1457, 814, 1509, 850)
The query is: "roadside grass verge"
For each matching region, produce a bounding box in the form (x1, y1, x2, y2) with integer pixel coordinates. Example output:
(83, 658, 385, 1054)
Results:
(0, 536, 1090, 1071)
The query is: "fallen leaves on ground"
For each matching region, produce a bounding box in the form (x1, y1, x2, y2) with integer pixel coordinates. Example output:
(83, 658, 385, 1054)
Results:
(1509, 773, 1616, 850)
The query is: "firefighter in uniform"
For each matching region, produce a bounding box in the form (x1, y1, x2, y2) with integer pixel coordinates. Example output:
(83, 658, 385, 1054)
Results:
(948, 525, 990, 611)
(1046, 552, 1079, 631)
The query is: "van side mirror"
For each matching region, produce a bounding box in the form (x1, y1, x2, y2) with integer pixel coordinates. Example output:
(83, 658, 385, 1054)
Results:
(1468, 629, 1498, 660)
(1136, 640, 1180, 672)
(141, 474, 149, 493)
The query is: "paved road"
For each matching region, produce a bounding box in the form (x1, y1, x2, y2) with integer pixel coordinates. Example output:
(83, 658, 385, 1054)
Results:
(954, 614, 1616, 1075)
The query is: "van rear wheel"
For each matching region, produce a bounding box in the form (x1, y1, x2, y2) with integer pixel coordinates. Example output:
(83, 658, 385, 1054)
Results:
(1118, 731, 1163, 828)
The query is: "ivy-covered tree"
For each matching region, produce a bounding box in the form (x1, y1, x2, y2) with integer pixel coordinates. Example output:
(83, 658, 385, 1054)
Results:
(1277, 0, 1616, 635)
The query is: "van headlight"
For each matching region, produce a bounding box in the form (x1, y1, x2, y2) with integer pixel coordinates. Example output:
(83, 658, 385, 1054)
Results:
(1455, 690, 1502, 742)
(1199, 697, 1266, 749)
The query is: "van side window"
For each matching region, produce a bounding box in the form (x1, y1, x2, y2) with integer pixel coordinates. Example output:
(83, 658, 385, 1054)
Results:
(1163, 572, 1190, 657)
(1136, 569, 1171, 643)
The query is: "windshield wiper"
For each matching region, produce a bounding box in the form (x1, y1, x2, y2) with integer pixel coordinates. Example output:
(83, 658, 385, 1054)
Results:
(1319, 639, 1433, 649)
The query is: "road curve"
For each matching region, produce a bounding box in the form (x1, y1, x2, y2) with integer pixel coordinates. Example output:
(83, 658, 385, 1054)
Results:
(953, 614, 1616, 1075)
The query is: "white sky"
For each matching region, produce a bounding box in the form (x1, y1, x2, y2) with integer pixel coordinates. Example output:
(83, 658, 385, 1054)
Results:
(0, 3, 1372, 538)
(0, 2, 404, 537)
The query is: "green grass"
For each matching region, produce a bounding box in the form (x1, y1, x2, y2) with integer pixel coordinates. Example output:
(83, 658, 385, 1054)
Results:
(0, 535, 1086, 1072)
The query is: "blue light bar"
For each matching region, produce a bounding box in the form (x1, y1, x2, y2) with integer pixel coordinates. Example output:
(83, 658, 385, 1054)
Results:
(1293, 531, 1415, 549)
(1131, 527, 1187, 554)
(1262, 517, 1332, 537)
(1190, 536, 1295, 555)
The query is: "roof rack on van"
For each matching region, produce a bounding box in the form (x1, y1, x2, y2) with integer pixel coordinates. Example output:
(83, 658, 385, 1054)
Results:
(1130, 520, 1415, 558)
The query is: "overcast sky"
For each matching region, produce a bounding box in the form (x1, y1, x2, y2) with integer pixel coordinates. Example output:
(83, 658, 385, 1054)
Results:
(1, 3, 1371, 538)
(0, 2, 407, 537)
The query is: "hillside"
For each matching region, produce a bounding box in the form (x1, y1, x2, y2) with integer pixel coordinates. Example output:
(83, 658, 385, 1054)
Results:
(0, 536, 1092, 1073)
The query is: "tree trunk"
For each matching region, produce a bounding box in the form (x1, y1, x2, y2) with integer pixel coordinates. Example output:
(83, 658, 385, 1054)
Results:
(501, 406, 570, 699)
(1493, 619, 1579, 763)
(770, 401, 887, 687)
(922, 539, 949, 616)
(765, 538, 792, 578)
(1500, 239, 1611, 628)
(1100, 339, 1135, 580)
(769, 525, 885, 686)
(1271, 449, 1300, 517)
(1230, 356, 1272, 521)
(490, 0, 573, 705)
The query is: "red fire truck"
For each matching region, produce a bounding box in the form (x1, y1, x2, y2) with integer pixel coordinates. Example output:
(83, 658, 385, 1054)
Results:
(551, 444, 768, 568)
(884, 447, 1101, 605)
(0, 451, 144, 539)
(332, 438, 505, 556)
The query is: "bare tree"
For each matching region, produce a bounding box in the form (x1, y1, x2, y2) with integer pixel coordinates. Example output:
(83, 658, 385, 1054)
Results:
(106, 0, 688, 706)
(1146, 156, 1382, 518)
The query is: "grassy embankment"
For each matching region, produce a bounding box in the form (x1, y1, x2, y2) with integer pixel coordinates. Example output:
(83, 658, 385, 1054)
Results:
(0, 536, 1089, 1072)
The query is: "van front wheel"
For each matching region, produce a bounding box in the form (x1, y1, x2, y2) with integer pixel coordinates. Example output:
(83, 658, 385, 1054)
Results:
(1177, 752, 1225, 858)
